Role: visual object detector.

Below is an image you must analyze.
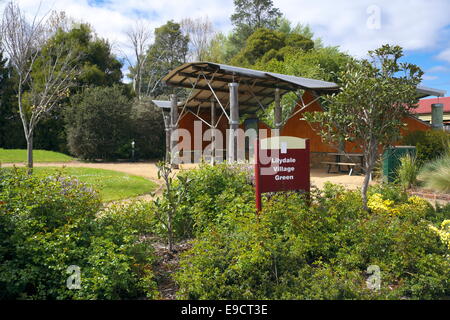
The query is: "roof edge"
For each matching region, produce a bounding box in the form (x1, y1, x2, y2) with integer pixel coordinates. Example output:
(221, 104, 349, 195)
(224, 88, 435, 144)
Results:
(417, 85, 446, 98)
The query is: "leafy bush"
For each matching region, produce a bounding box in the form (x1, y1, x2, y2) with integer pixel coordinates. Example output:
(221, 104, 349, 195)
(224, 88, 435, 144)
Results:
(396, 154, 420, 189)
(65, 85, 133, 160)
(175, 182, 449, 300)
(130, 100, 165, 160)
(402, 130, 450, 164)
(418, 154, 450, 193)
(429, 220, 450, 251)
(0, 169, 158, 299)
(65, 86, 165, 161)
(175, 163, 254, 238)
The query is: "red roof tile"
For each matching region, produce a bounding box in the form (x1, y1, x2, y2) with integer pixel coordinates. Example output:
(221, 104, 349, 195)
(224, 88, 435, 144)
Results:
(416, 97, 450, 114)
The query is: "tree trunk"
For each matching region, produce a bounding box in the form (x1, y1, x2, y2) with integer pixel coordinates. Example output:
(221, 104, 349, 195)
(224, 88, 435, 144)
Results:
(361, 139, 378, 211)
(361, 169, 371, 211)
(168, 210, 173, 252)
(26, 134, 33, 174)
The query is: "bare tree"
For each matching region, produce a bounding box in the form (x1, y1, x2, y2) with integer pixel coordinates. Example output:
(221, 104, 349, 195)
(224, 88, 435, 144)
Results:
(1, 1, 81, 171)
(125, 21, 152, 100)
(181, 17, 215, 62)
(46, 10, 75, 34)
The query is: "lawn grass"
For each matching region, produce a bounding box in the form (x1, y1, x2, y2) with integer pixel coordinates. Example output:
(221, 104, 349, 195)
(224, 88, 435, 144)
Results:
(0, 148, 74, 163)
(33, 167, 157, 202)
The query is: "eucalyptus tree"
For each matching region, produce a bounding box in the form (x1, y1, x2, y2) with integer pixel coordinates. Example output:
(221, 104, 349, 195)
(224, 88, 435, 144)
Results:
(304, 45, 423, 210)
(126, 21, 153, 100)
(181, 16, 215, 62)
(129, 20, 189, 99)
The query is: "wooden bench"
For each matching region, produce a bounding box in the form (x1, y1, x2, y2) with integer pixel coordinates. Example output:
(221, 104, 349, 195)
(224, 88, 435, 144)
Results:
(322, 162, 362, 176)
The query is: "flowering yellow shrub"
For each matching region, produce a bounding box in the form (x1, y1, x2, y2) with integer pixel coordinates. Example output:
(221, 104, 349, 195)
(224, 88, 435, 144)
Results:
(407, 196, 431, 211)
(392, 195, 432, 219)
(429, 220, 450, 250)
(367, 193, 399, 215)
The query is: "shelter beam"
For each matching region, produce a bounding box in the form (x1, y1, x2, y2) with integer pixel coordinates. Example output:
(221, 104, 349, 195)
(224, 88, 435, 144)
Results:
(274, 88, 282, 133)
(229, 82, 240, 162)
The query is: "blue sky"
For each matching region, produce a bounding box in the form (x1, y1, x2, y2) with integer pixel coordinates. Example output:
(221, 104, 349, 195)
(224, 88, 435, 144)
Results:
(3, 0, 450, 96)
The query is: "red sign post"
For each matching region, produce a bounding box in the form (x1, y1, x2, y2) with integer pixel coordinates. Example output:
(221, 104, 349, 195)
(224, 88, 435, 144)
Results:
(255, 137, 310, 212)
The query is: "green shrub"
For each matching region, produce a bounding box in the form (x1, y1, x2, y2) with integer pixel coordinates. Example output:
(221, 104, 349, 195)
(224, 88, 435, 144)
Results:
(368, 182, 409, 203)
(0, 169, 158, 299)
(396, 154, 420, 189)
(74, 202, 158, 300)
(175, 182, 449, 300)
(130, 100, 165, 160)
(418, 154, 450, 193)
(433, 203, 450, 225)
(65, 85, 133, 161)
(175, 163, 254, 237)
(402, 130, 450, 164)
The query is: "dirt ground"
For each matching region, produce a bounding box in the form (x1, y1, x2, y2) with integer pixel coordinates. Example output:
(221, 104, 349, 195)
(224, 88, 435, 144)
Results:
(3, 161, 370, 192)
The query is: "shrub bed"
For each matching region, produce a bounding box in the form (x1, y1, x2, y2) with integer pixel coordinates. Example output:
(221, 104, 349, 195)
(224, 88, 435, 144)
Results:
(173, 166, 450, 300)
(0, 168, 158, 300)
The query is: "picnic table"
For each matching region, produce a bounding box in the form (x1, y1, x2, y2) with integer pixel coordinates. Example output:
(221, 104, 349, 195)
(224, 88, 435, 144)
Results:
(322, 153, 364, 176)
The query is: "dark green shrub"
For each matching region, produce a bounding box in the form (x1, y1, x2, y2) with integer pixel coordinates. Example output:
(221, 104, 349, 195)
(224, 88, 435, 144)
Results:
(74, 202, 158, 300)
(433, 203, 450, 225)
(130, 100, 165, 160)
(402, 130, 450, 164)
(65, 85, 133, 160)
(0, 169, 158, 299)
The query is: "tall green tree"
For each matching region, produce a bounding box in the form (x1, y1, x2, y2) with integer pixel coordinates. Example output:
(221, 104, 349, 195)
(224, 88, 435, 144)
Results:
(0, 51, 20, 149)
(229, 0, 282, 57)
(253, 46, 352, 127)
(231, 28, 314, 67)
(231, 0, 282, 37)
(33, 23, 124, 153)
(131, 20, 189, 99)
(51, 24, 123, 88)
(304, 45, 423, 210)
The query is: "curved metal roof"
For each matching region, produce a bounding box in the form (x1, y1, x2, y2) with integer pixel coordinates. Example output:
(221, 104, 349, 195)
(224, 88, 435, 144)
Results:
(160, 62, 446, 114)
(162, 62, 340, 114)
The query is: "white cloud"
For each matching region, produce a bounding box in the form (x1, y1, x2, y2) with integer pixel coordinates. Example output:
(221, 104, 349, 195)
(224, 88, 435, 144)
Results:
(427, 65, 450, 73)
(1, 0, 450, 69)
(423, 74, 439, 81)
(437, 48, 450, 63)
(276, 0, 450, 57)
(0, 0, 234, 63)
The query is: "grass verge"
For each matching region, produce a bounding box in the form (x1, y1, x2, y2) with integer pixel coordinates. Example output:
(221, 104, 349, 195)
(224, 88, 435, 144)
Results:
(32, 167, 157, 202)
(0, 148, 74, 163)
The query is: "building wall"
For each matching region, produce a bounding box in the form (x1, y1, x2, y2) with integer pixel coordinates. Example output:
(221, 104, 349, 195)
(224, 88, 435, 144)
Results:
(281, 91, 337, 153)
(418, 113, 450, 124)
(176, 90, 431, 166)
